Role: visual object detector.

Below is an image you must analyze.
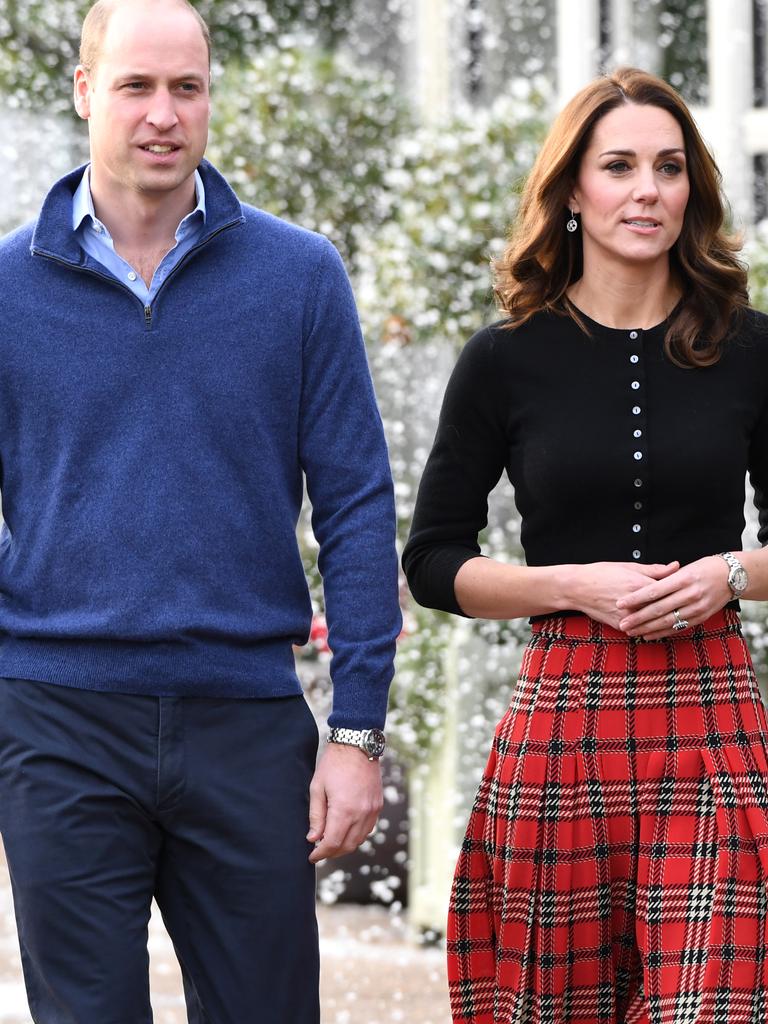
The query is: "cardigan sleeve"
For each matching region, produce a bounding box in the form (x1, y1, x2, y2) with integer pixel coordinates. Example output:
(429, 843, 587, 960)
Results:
(402, 326, 512, 615)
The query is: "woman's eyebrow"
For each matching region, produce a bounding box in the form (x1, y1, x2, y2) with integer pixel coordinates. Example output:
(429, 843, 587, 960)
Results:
(598, 147, 686, 158)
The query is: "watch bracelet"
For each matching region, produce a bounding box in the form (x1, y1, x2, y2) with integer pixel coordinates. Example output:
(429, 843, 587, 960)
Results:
(718, 550, 747, 597)
(327, 726, 385, 758)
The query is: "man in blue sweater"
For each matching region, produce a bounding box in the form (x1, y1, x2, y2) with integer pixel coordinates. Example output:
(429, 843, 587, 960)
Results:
(0, 0, 401, 1020)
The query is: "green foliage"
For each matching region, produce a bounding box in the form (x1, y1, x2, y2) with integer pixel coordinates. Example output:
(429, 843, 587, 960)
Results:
(208, 48, 548, 332)
(387, 606, 532, 767)
(654, 0, 708, 104)
(746, 229, 768, 316)
(194, 0, 355, 54)
(207, 45, 412, 267)
(387, 608, 456, 764)
(0, 0, 354, 115)
(354, 86, 548, 348)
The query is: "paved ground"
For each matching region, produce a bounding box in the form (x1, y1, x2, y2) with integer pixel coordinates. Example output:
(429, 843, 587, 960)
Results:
(0, 847, 451, 1024)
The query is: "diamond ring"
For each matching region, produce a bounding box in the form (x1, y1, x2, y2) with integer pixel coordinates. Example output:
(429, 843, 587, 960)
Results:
(672, 609, 689, 631)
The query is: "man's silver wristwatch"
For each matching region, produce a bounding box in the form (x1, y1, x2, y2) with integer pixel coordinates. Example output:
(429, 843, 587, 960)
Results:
(718, 551, 748, 598)
(327, 727, 386, 761)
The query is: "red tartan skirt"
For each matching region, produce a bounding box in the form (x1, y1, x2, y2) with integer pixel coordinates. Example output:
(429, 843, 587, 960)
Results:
(447, 609, 768, 1024)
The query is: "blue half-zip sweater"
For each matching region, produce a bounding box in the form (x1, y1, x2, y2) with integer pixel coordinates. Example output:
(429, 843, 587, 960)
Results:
(0, 161, 401, 729)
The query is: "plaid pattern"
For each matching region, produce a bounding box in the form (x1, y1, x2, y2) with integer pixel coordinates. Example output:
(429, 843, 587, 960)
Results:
(448, 609, 768, 1023)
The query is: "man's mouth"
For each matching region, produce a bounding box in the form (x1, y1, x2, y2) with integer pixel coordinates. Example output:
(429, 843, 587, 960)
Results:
(141, 145, 179, 154)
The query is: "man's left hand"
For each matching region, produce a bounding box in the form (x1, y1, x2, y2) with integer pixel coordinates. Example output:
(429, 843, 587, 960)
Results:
(307, 742, 383, 863)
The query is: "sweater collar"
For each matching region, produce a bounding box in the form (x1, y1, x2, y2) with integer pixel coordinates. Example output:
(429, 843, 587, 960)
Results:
(31, 159, 244, 266)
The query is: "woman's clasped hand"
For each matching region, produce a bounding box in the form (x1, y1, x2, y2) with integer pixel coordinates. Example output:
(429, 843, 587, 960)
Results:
(566, 555, 734, 639)
(615, 555, 734, 638)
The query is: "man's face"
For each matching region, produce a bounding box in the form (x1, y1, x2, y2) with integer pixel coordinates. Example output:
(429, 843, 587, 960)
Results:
(74, 2, 211, 204)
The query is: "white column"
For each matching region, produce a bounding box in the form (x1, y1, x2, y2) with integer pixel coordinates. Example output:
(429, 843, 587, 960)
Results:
(707, 0, 754, 225)
(407, 620, 467, 935)
(409, 0, 453, 124)
(607, 1, 662, 76)
(557, 0, 600, 108)
(610, 0, 633, 67)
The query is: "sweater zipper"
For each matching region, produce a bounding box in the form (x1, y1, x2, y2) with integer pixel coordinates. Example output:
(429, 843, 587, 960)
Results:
(33, 218, 241, 332)
(139, 220, 240, 329)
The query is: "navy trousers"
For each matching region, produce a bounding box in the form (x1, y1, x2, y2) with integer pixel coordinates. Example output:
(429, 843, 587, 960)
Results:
(0, 678, 320, 1024)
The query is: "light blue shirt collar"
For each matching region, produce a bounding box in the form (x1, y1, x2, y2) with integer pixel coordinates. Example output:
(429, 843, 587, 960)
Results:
(71, 166, 207, 305)
(72, 166, 207, 237)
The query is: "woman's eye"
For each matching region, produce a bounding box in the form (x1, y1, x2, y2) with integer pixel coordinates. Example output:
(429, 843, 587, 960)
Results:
(660, 162, 683, 175)
(606, 161, 630, 173)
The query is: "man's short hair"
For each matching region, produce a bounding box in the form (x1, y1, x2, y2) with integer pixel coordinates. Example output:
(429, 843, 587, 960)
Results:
(79, 0, 212, 75)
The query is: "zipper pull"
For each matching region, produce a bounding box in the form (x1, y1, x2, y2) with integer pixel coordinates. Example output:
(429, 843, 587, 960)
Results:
(144, 305, 152, 329)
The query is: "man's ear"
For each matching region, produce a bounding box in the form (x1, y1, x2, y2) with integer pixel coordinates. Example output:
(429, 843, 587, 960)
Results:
(73, 65, 92, 120)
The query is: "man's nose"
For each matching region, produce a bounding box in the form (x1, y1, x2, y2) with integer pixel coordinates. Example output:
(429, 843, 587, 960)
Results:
(145, 89, 179, 132)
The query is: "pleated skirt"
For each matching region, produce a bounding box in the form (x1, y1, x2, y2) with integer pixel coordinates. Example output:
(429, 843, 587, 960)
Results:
(447, 609, 768, 1024)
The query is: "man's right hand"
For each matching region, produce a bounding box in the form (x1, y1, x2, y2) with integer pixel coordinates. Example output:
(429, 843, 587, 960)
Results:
(306, 742, 383, 864)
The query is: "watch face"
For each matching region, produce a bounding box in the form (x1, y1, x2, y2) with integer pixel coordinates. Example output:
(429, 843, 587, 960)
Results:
(363, 728, 386, 758)
(731, 567, 748, 594)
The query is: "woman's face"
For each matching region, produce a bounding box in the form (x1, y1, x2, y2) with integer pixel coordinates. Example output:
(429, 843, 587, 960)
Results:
(570, 103, 690, 275)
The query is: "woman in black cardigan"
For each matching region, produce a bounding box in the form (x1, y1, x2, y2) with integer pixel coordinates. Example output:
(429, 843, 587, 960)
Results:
(403, 67, 768, 1024)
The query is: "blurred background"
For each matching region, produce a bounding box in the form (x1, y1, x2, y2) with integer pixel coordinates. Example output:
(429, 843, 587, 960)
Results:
(3, 1, 768, 1021)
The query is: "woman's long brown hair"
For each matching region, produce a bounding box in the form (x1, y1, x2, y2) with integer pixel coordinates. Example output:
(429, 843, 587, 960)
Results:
(494, 67, 748, 367)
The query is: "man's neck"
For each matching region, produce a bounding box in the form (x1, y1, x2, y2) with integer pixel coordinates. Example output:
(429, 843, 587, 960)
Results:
(89, 171, 196, 252)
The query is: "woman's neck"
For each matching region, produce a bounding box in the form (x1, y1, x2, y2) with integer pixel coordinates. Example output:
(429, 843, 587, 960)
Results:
(567, 264, 681, 330)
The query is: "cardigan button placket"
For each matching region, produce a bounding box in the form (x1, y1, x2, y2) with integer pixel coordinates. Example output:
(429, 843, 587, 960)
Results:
(627, 328, 648, 561)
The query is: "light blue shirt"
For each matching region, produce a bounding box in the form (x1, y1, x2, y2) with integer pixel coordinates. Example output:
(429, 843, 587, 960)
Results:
(72, 166, 207, 306)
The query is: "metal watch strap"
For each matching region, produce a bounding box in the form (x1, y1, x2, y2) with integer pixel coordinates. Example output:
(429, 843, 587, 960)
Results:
(327, 727, 385, 760)
(329, 727, 365, 745)
(719, 551, 738, 572)
(718, 551, 748, 597)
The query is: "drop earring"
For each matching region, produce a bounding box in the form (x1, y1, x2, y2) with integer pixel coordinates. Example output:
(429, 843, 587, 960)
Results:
(566, 209, 578, 233)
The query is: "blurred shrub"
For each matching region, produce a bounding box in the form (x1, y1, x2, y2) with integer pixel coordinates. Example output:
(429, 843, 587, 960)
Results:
(0, 0, 354, 114)
(207, 44, 412, 266)
(746, 227, 768, 316)
(355, 84, 549, 349)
